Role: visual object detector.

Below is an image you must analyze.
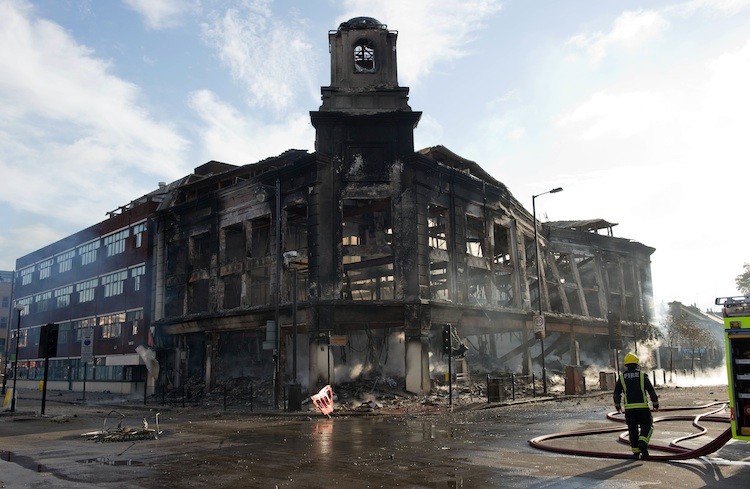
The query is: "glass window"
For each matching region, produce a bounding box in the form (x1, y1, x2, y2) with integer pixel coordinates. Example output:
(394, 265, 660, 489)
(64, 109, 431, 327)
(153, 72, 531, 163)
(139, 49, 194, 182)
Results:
(57, 250, 75, 273)
(102, 270, 128, 297)
(34, 291, 52, 313)
(104, 229, 130, 256)
(100, 312, 125, 339)
(73, 317, 96, 341)
(38, 259, 53, 280)
(132, 222, 147, 248)
(78, 241, 100, 266)
(54, 285, 73, 308)
(127, 309, 143, 336)
(76, 278, 98, 303)
(20, 266, 34, 285)
(16, 298, 31, 316)
(131, 265, 146, 291)
(1, 296, 8, 308)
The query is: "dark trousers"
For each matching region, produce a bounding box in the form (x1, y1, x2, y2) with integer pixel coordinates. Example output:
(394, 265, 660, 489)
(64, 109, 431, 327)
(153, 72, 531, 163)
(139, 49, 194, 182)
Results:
(625, 408, 653, 451)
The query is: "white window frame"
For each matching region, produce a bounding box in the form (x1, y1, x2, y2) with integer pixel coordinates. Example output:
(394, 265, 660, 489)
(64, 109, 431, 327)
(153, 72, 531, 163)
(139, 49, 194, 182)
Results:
(57, 250, 75, 273)
(102, 270, 128, 298)
(38, 259, 53, 280)
(104, 228, 130, 257)
(78, 241, 100, 266)
(76, 278, 98, 303)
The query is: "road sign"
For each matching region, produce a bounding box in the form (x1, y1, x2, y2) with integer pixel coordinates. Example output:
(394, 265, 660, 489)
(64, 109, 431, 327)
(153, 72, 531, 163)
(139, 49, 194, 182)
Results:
(329, 335, 347, 346)
(533, 315, 546, 339)
(81, 327, 93, 363)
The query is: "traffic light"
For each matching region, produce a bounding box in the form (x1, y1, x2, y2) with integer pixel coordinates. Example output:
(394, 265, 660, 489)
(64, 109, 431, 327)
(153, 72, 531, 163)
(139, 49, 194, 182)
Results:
(442, 324, 452, 354)
(607, 312, 622, 350)
(38, 323, 59, 359)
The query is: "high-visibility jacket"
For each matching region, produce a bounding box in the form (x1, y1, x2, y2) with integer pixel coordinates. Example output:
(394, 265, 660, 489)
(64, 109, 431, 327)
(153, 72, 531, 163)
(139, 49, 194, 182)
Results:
(613, 367, 659, 410)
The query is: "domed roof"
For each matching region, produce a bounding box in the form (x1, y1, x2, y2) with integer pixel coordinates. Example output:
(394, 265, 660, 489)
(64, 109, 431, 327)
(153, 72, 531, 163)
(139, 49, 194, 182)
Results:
(338, 17, 385, 30)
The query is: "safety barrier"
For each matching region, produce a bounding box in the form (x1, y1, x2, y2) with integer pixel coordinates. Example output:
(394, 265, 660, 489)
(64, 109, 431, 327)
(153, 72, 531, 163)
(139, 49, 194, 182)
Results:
(311, 385, 334, 417)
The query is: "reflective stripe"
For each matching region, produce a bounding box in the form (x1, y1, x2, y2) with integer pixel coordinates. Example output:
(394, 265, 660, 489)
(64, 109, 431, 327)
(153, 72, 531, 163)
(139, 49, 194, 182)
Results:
(621, 371, 649, 409)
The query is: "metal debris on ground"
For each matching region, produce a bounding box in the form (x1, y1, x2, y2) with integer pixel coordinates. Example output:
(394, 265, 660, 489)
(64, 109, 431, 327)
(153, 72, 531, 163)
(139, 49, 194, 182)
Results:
(81, 410, 162, 442)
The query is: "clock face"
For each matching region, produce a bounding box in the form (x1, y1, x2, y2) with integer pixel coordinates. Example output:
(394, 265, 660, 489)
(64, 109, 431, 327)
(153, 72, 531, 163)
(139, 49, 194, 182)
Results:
(354, 42, 375, 73)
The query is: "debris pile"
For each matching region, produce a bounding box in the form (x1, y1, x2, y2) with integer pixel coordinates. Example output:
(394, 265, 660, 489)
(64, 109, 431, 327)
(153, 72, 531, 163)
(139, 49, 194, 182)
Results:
(81, 410, 162, 443)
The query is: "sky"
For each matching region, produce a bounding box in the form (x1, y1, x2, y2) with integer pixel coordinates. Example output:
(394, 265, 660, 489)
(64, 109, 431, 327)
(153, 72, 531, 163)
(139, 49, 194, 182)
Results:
(1, 0, 748, 313)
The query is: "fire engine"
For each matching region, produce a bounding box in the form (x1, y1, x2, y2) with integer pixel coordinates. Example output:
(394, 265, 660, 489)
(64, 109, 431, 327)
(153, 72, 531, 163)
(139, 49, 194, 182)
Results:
(716, 295, 750, 441)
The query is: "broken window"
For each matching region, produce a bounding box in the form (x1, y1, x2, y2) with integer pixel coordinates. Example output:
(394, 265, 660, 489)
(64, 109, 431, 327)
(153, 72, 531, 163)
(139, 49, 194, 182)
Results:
(285, 204, 308, 253)
(429, 205, 450, 301)
(250, 217, 271, 258)
(346, 265, 395, 300)
(493, 222, 514, 306)
(342, 199, 394, 300)
(468, 268, 489, 305)
(166, 239, 187, 276)
(353, 39, 375, 73)
(250, 266, 270, 305)
(190, 233, 212, 270)
(430, 265, 449, 301)
(187, 279, 210, 314)
(428, 205, 448, 250)
(164, 285, 185, 317)
(222, 223, 245, 264)
(465, 215, 485, 257)
(223, 273, 242, 309)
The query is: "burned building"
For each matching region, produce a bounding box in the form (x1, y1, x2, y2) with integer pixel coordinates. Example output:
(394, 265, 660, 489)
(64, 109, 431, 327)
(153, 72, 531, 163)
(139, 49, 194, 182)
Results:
(153, 17, 656, 396)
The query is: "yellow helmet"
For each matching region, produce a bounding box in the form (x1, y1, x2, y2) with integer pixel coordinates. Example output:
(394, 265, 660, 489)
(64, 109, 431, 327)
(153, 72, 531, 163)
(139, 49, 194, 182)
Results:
(624, 352, 639, 365)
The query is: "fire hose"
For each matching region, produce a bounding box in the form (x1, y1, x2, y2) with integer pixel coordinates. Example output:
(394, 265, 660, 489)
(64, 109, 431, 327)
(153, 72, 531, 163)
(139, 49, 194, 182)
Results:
(529, 402, 733, 461)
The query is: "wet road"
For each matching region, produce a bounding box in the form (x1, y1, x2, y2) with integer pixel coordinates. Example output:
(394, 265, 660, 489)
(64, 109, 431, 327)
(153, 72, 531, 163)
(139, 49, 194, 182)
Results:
(1, 386, 749, 488)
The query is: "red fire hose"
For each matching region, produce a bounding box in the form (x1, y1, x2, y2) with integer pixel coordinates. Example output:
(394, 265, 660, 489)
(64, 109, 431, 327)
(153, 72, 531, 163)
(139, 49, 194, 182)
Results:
(529, 402, 733, 461)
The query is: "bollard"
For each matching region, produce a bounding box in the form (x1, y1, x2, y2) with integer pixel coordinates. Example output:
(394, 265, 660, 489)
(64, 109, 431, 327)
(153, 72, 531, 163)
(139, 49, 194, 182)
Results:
(653, 370, 657, 386)
(511, 373, 516, 400)
(663, 370, 666, 385)
(532, 373, 537, 397)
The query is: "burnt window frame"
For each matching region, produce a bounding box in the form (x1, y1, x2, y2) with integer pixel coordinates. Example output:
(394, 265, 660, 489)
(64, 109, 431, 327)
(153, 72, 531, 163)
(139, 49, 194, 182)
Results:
(353, 38, 376, 73)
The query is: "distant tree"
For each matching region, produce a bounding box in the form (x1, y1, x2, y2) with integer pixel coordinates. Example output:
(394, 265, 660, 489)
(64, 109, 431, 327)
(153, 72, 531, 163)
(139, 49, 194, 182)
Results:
(736, 263, 750, 295)
(662, 313, 717, 372)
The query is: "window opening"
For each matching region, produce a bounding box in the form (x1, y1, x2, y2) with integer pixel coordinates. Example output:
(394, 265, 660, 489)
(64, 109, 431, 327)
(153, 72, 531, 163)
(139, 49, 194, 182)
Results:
(353, 39, 376, 73)
(104, 229, 130, 256)
(78, 241, 100, 266)
(57, 250, 74, 273)
(76, 278, 98, 303)
(102, 270, 128, 297)
(38, 259, 53, 280)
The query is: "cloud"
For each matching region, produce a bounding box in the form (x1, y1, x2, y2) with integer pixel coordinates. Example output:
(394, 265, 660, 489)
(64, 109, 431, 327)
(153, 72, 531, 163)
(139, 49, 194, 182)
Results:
(557, 91, 669, 140)
(338, 0, 503, 84)
(188, 89, 314, 163)
(200, 2, 317, 111)
(568, 10, 668, 63)
(0, 0, 190, 223)
(7, 223, 64, 256)
(677, 0, 750, 15)
(122, 0, 197, 29)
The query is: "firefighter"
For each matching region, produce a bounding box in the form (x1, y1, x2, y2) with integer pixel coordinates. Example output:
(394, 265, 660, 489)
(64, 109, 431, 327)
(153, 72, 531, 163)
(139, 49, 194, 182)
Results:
(613, 352, 659, 459)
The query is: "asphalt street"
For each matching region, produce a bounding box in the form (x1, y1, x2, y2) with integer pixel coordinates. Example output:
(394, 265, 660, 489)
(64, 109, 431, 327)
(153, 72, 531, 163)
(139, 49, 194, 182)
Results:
(1, 384, 748, 488)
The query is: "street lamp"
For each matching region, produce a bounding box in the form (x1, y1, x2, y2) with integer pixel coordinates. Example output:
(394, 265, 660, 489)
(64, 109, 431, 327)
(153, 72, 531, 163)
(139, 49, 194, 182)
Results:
(532, 187, 563, 395)
(257, 177, 282, 408)
(11, 303, 25, 412)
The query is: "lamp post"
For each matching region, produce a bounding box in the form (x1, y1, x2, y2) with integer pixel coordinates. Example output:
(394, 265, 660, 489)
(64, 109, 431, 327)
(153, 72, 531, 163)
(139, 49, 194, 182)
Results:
(532, 187, 563, 395)
(255, 177, 282, 408)
(1, 272, 16, 396)
(11, 303, 25, 412)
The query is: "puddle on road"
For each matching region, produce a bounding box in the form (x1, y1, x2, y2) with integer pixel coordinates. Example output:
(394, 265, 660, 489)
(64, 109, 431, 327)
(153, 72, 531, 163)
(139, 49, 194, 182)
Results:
(77, 457, 144, 466)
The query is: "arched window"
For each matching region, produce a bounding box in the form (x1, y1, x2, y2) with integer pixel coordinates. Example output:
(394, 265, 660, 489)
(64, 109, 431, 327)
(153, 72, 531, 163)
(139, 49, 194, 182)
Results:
(353, 39, 376, 73)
